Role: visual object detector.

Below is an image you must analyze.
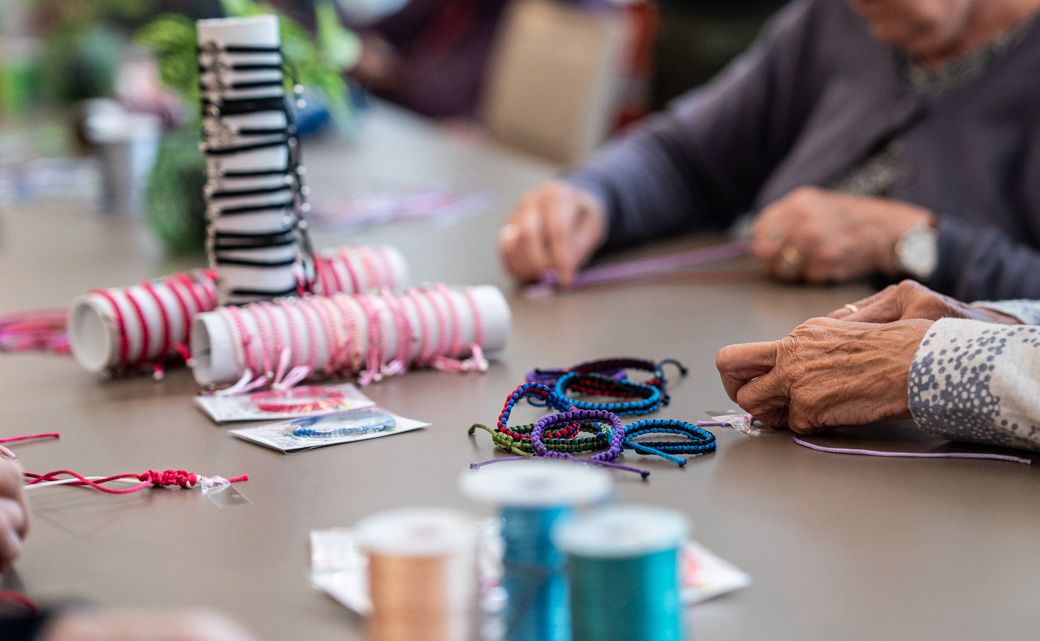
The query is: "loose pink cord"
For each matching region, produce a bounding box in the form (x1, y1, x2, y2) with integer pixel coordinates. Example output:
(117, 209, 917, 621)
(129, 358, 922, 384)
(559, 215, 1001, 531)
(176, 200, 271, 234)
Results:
(0, 433, 60, 445)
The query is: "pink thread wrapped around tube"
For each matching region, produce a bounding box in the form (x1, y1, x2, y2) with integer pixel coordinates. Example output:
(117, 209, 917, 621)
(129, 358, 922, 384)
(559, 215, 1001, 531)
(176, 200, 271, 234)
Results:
(67, 245, 408, 375)
(190, 284, 510, 389)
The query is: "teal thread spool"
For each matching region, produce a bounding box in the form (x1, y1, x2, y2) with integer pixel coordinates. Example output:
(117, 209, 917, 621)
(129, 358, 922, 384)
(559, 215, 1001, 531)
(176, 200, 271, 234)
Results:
(460, 461, 613, 641)
(555, 506, 689, 641)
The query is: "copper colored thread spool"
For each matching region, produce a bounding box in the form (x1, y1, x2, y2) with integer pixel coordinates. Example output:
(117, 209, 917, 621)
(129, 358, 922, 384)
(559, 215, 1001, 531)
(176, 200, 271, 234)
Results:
(357, 508, 479, 641)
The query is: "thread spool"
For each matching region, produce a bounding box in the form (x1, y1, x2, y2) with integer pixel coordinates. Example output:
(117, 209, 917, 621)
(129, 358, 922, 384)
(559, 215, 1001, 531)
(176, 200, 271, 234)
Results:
(460, 460, 613, 641)
(67, 245, 408, 374)
(190, 284, 510, 387)
(554, 506, 688, 641)
(355, 508, 480, 641)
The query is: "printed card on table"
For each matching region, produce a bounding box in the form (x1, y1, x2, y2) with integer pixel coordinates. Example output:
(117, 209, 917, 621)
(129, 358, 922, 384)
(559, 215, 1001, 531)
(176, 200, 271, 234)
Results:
(195, 383, 373, 423)
(230, 408, 427, 452)
(309, 522, 750, 615)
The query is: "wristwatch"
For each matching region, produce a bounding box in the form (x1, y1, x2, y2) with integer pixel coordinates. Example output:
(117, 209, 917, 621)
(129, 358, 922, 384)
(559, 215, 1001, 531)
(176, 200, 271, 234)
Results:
(894, 224, 939, 280)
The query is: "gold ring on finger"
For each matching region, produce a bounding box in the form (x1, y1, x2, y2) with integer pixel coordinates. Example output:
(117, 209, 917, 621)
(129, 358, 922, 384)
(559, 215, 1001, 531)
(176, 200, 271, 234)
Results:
(777, 244, 804, 278)
(498, 223, 520, 244)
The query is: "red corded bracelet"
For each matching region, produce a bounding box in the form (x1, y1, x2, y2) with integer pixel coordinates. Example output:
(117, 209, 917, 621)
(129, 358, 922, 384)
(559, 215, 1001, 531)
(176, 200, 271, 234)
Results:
(250, 385, 348, 413)
(496, 382, 580, 441)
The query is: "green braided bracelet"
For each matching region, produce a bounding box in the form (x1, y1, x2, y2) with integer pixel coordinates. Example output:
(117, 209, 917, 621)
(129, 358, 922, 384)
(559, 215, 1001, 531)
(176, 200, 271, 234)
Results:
(468, 423, 610, 457)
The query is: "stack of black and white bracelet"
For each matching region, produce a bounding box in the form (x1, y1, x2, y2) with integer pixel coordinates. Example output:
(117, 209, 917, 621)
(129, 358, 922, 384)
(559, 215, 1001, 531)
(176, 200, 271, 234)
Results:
(196, 16, 315, 306)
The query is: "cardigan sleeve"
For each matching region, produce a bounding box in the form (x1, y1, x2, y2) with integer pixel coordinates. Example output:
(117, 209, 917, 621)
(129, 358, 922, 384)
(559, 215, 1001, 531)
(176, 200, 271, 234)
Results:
(563, 0, 824, 247)
(909, 318, 1040, 452)
(971, 299, 1040, 325)
(927, 217, 1040, 301)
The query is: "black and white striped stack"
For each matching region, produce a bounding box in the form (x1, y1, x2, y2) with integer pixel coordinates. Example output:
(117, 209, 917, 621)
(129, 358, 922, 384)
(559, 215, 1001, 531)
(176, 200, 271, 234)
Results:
(196, 16, 315, 306)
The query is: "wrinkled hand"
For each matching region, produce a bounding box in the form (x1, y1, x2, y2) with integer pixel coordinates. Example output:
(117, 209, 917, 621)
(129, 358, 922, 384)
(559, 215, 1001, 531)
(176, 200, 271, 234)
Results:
(715, 317, 933, 432)
(498, 181, 607, 286)
(0, 457, 28, 571)
(41, 609, 257, 641)
(829, 279, 1021, 324)
(751, 187, 934, 282)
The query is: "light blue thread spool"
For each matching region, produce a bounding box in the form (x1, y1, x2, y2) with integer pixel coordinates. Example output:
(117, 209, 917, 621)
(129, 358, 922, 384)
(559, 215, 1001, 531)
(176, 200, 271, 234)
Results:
(555, 506, 689, 641)
(459, 460, 613, 641)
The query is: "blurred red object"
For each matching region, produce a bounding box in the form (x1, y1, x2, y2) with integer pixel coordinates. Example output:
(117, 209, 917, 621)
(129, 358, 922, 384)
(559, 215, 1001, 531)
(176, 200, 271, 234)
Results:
(614, 1, 658, 130)
(0, 308, 69, 354)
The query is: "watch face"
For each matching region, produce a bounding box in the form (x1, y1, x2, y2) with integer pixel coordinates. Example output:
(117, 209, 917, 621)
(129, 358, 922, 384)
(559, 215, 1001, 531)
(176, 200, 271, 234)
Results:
(898, 227, 939, 280)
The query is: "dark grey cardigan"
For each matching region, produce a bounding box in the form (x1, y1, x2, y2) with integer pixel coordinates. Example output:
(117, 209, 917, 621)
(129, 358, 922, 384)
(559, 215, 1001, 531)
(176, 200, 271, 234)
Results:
(566, 0, 1040, 301)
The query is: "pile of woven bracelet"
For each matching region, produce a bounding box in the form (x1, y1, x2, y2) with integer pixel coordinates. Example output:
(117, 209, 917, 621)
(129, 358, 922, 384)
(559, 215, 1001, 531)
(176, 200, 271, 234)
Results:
(468, 357, 723, 478)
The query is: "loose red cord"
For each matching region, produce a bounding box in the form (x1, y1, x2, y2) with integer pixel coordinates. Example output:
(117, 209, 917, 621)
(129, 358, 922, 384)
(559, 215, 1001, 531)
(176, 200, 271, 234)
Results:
(0, 591, 39, 614)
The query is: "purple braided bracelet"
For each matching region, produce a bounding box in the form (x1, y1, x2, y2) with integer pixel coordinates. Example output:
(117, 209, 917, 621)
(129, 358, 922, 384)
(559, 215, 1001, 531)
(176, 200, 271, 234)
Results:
(532, 409, 650, 478)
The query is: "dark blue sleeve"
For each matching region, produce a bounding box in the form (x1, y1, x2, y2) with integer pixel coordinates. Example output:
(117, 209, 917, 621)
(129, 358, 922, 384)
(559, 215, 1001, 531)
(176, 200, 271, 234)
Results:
(930, 217, 1040, 300)
(564, 0, 824, 247)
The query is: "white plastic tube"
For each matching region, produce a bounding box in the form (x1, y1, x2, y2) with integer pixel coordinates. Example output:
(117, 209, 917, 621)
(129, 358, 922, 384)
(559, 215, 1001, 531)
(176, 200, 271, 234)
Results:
(197, 16, 307, 305)
(68, 245, 409, 374)
(190, 284, 511, 387)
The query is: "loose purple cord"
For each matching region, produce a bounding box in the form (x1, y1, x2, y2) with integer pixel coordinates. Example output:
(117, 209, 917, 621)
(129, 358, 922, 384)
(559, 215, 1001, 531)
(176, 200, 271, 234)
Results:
(793, 436, 1033, 465)
(525, 240, 751, 297)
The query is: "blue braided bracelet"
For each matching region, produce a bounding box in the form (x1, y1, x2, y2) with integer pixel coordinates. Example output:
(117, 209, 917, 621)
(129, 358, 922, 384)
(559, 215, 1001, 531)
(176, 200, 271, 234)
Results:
(555, 372, 663, 417)
(623, 419, 717, 467)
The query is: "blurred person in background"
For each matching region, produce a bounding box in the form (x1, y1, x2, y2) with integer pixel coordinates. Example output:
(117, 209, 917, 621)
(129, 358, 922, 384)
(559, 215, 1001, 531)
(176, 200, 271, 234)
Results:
(499, 0, 1040, 302)
(345, 0, 616, 119)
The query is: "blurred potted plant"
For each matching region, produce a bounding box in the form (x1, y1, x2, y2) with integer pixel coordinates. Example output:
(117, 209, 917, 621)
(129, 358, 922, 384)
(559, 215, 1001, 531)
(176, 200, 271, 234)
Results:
(37, 0, 153, 106)
(134, 0, 360, 254)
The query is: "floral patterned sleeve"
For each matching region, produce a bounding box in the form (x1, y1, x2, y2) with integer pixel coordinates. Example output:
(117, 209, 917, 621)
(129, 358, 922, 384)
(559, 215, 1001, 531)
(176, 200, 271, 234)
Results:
(909, 318, 1040, 453)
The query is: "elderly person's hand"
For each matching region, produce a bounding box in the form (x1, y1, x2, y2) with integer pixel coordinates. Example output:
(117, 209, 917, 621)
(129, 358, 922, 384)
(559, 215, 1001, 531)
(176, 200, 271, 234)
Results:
(0, 456, 27, 571)
(828, 279, 1021, 324)
(41, 609, 256, 641)
(751, 187, 934, 282)
(498, 181, 608, 286)
(715, 317, 932, 432)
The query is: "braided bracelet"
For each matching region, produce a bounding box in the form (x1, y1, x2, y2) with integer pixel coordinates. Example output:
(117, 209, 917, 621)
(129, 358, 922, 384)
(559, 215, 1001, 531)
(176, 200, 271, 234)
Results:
(623, 419, 717, 467)
(555, 372, 663, 417)
(288, 411, 395, 438)
(531, 409, 649, 478)
(251, 386, 348, 414)
(527, 357, 688, 405)
(468, 422, 610, 457)
(497, 382, 580, 441)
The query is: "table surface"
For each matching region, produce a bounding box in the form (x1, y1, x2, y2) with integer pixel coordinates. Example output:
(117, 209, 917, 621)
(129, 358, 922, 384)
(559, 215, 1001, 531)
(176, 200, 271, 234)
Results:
(1, 104, 1037, 641)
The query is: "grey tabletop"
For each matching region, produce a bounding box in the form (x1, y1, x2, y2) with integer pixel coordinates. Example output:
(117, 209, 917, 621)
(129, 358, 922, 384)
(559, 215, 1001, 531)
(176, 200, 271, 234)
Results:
(1, 105, 1037, 641)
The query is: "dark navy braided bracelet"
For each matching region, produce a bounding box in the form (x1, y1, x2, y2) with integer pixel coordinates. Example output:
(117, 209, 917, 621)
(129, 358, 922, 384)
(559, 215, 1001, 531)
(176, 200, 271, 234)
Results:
(527, 357, 688, 406)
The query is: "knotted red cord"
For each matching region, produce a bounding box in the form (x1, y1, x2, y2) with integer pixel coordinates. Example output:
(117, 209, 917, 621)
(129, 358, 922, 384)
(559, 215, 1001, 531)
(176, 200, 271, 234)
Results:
(23, 469, 249, 494)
